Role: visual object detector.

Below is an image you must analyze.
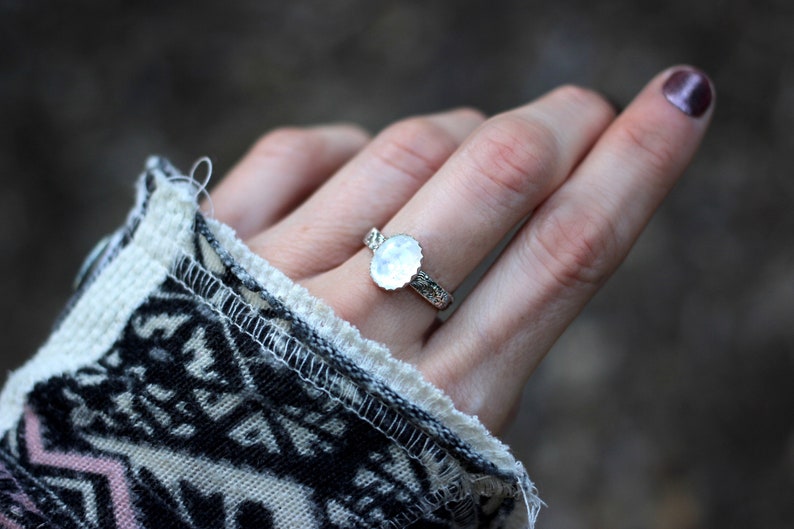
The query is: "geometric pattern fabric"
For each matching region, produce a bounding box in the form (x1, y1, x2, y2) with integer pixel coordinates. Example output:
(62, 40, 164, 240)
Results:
(0, 158, 537, 528)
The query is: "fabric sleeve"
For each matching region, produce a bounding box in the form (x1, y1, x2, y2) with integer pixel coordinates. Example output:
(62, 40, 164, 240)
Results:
(0, 157, 541, 529)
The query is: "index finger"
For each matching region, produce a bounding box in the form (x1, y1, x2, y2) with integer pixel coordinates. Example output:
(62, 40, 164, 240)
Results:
(424, 66, 715, 431)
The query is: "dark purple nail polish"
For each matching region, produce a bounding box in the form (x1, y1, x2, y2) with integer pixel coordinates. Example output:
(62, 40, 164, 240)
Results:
(662, 68, 713, 117)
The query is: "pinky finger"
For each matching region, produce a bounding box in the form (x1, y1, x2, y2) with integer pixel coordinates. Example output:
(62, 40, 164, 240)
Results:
(210, 124, 370, 239)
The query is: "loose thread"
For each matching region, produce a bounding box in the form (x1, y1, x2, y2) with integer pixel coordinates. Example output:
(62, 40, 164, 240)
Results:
(168, 156, 215, 218)
(515, 461, 543, 528)
(190, 156, 214, 218)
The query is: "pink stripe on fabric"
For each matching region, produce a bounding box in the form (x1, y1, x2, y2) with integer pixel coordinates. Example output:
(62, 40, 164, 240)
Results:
(23, 407, 139, 529)
(0, 462, 40, 515)
(0, 513, 26, 529)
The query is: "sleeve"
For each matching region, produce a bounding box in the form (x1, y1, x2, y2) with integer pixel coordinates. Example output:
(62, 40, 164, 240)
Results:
(0, 157, 541, 529)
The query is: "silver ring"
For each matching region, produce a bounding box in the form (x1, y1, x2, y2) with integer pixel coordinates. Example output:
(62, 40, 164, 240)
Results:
(364, 228, 453, 310)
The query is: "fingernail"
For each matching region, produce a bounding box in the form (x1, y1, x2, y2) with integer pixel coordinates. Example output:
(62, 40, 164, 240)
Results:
(662, 68, 714, 117)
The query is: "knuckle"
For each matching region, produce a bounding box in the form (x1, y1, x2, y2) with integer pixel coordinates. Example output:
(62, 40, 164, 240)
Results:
(531, 205, 619, 290)
(614, 121, 678, 176)
(451, 106, 488, 123)
(552, 84, 616, 120)
(372, 117, 458, 184)
(251, 127, 323, 160)
(463, 115, 559, 207)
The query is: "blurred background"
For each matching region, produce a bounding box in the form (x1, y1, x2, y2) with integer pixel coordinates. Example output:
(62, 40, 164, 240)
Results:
(1, 0, 793, 527)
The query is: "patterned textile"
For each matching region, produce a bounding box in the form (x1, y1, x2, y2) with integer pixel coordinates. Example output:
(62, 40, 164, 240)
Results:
(0, 158, 540, 528)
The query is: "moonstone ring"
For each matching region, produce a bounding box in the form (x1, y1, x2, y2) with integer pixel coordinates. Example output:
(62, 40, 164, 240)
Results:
(364, 228, 453, 310)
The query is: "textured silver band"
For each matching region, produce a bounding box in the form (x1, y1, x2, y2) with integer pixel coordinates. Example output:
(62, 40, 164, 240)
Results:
(409, 270, 454, 311)
(364, 228, 453, 311)
(363, 227, 386, 252)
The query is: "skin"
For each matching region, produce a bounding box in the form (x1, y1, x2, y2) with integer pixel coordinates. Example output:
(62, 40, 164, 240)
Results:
(209, 66, 714, 435)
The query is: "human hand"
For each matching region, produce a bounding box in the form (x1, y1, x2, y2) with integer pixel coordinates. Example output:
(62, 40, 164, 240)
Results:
(208, 66, 714, 435)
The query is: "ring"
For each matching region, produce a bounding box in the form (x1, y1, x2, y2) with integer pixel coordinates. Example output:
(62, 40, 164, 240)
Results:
(364, 228, 454, 310)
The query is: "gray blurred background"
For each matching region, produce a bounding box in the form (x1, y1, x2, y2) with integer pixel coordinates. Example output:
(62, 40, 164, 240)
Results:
(1, 0, 793, 527)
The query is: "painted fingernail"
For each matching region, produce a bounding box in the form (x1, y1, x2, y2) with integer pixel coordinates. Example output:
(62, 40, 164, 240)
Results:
(662, 68, 714, 117)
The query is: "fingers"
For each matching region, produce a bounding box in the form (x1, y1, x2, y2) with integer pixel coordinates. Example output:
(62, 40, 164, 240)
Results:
(209, 67, 713, 436)
(423, 67, 715, 432)
(385, 86, 617, 290)
(210, 124, 370, 240)
(248, 108, 485, 278)
(313, 86, 616, 345)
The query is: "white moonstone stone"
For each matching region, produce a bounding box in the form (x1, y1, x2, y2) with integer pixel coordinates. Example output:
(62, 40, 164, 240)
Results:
(370, 235, 423, 290)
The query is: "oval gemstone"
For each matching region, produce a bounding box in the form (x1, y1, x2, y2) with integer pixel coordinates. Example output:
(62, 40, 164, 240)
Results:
(370, 235, 423, 290)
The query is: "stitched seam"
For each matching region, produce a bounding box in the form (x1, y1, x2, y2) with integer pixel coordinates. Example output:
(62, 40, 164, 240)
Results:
(193, 215, 514, 482)
(170, 254, 487, 527)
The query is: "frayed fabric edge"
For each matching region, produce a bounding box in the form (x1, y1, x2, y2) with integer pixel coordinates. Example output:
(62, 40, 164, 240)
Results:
(171, 251, 541, 527)
(190, 158, 543, 525)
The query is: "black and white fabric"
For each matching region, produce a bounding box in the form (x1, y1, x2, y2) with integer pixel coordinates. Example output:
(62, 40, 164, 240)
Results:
(0, 158, 540, 528)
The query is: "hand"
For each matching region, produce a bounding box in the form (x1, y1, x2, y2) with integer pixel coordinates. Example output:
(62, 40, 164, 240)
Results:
(208, 66, 714, 434)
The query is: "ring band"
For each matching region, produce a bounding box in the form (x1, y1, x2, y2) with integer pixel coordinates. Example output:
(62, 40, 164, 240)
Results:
(364, 228, 454, 310)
